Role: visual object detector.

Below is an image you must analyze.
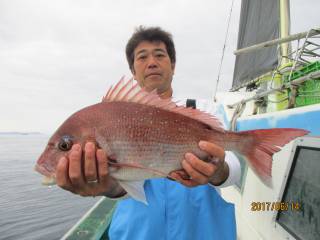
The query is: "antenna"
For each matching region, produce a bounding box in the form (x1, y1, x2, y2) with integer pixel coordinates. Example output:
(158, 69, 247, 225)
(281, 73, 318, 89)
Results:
(213, 0, 235, 102)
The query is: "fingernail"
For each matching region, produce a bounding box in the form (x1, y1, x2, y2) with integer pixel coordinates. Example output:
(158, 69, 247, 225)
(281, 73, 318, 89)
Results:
(199, 141, 206, 148)
(97, 149, 105, 158)
(85, 142, 94, 150)
(72, 144, 81, 151)
(185, 153, 192, 161)
(59, 156, 67, 164)
(210, 157, 220, 164)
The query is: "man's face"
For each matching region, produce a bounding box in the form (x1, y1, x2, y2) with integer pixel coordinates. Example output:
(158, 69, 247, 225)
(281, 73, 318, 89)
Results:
(132, 41, 175, 93)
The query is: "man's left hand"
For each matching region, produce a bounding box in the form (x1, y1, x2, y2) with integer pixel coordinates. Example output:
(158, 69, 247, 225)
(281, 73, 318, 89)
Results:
(169, 141, 229, 187)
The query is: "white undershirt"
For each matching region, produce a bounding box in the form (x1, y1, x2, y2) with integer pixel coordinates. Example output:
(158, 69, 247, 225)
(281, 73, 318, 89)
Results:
(179, 98, 241, 189)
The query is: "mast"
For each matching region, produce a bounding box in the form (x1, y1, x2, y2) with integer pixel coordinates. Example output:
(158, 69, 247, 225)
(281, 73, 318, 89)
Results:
(264, 0, 291, 112)
(279, 0, 290, 64)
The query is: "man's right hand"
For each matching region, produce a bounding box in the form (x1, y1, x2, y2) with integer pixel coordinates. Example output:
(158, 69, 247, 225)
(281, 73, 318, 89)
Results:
(56, 142, 126, 198)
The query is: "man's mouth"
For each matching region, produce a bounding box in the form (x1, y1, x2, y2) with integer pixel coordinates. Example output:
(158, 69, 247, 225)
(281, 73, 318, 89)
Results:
(146, 73, 161, 78)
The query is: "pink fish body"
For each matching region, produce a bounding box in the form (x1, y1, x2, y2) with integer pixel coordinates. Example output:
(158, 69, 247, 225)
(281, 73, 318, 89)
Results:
(35, 78, 309, 202)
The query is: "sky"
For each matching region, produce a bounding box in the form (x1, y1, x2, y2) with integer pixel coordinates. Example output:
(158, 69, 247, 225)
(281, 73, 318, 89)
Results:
(0, 0, 318, 133)
(0, 0, 242, 133)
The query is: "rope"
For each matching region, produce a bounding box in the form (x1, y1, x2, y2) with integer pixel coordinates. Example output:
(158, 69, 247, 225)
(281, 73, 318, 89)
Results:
(230, 102, 246, 131)
(213, 0, 235, 101)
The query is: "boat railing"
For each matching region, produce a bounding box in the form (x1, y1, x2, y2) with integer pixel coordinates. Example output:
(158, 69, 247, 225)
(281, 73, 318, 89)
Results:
(228, 27, 320, 117)
(230, 27, 320, 93)
(61, 197, 116, 240)
(227, 70, 320, 109)
(234, 27, 320, 56)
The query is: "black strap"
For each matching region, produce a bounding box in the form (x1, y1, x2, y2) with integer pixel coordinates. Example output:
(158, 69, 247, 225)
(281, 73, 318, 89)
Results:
(186, 99, 196, 109)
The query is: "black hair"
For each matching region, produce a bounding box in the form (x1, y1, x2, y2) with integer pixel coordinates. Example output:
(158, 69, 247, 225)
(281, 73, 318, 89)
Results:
(125, 26, 176, 72)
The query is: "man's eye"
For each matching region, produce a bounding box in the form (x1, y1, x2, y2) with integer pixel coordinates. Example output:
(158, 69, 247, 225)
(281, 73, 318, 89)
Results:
(156, 54, 165, 58)
(138, 55, 147, 60)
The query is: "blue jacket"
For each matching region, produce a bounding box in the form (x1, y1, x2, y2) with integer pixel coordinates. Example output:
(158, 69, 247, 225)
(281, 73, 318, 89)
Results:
(108, 178, 236, 240)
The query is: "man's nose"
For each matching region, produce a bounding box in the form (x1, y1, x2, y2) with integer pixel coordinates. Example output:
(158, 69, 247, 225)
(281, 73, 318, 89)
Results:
(147, 56, 158, 68)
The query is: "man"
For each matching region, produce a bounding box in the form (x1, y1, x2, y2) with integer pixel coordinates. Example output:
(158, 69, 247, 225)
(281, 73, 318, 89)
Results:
(56, 26, 240, 239)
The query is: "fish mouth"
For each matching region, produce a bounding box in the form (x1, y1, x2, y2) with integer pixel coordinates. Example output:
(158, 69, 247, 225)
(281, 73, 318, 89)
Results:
(34, 164, 56, 186)
(34, 164, 51, 176)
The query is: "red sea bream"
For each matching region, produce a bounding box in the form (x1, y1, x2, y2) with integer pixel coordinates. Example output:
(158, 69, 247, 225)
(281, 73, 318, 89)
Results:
(35, 77, 309, 203)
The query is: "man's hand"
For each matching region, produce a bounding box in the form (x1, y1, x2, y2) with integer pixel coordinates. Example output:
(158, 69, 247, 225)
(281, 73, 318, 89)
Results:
(56, 142, 125, 198)
(169, 141, 229, 187)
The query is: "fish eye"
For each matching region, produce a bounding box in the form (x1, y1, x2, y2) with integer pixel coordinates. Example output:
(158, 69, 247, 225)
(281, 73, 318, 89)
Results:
(58, 136, 73, 151)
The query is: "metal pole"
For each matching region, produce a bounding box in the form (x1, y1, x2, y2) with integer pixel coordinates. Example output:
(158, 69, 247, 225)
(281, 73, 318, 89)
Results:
(280, 0, 290, 64)
(234, 28, 320, 56)
(227, 70, 320, 108)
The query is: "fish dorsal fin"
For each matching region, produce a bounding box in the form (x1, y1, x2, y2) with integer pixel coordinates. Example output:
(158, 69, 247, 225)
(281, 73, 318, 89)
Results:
(102, 77, 224, 132)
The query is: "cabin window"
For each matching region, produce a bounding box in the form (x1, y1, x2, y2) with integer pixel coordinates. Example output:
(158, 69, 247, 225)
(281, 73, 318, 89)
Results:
(276, 139, 320, 240)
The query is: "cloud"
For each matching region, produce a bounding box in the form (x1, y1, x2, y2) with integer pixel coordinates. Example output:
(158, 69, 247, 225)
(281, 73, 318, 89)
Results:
(4, 0, 318, 133)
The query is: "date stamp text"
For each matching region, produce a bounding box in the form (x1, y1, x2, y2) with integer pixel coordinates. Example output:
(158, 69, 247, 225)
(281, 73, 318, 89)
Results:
(251, 202, 301, 211)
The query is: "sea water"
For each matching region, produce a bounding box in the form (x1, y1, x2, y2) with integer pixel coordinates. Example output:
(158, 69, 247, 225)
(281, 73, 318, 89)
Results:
(0, 133, 99, 240)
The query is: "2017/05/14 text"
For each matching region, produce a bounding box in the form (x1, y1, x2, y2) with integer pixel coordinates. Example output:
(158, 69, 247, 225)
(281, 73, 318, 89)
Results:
(251, 202, 301, 211)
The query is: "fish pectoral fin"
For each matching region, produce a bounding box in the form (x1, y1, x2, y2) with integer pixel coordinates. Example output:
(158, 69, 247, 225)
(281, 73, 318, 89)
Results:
(118, 180, 148, 205)
(109, 162, 167, 178)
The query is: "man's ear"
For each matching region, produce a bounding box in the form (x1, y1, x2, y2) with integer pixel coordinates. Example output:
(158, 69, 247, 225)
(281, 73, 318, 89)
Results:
(171, 63, 175, 74)
(131, 67, 136, 76)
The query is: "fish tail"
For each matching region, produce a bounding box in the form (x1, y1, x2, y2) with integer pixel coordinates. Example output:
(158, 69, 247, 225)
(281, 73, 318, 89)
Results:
(223, 128, 309, 186)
